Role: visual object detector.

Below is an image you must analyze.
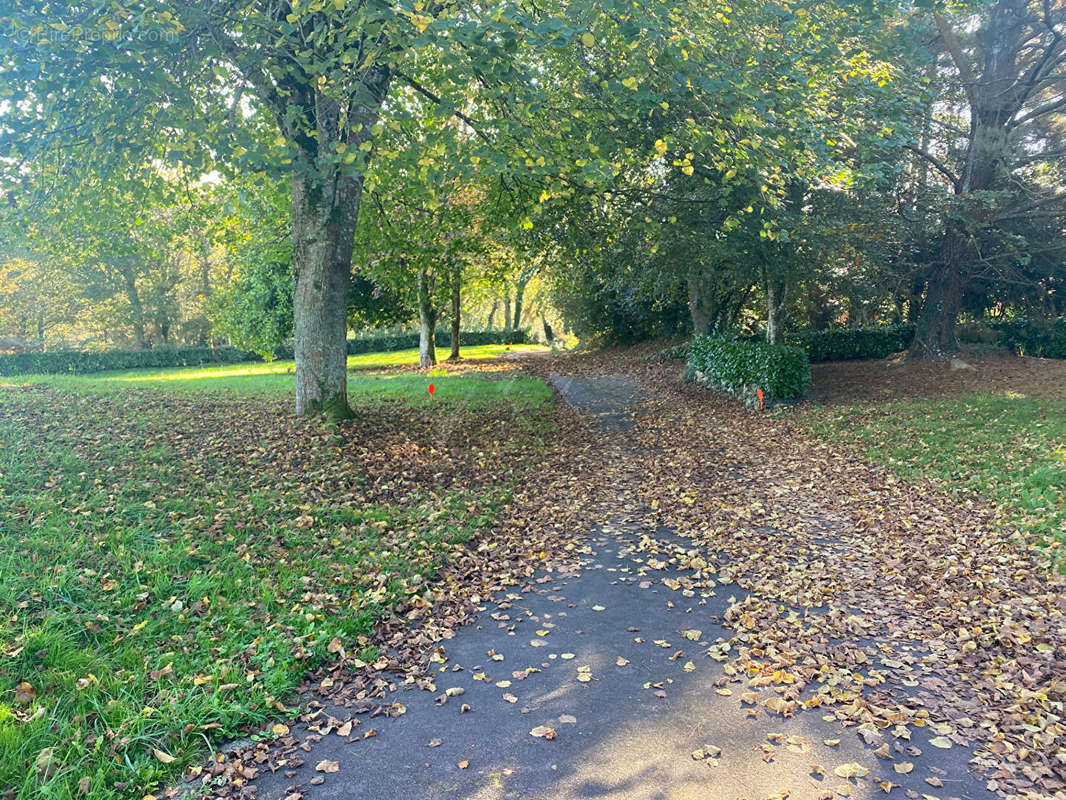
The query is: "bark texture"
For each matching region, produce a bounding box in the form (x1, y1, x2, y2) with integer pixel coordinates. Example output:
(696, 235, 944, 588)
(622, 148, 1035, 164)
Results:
(765, 276, 788, 346)
(291, 65, 390, 416)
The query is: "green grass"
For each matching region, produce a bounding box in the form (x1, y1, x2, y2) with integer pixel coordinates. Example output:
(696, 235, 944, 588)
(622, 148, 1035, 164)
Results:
(1, 344, 552, 409)
(0, 354, 553, 798)
(812, 392, 1066, 568)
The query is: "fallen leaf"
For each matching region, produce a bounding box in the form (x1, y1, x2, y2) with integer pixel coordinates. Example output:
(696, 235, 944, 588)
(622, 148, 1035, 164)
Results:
(14, 682, 36, 705)
(834, 762, 869, 779)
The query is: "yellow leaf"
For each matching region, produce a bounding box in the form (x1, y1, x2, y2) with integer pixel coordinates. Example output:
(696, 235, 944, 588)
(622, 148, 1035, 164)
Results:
(834, 762, 869, 779)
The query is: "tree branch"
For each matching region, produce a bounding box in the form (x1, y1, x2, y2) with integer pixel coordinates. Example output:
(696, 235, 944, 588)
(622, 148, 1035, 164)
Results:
(933, 11, 978, 108)
(393, 70, 492, 143)
(904, 144, 960, 191)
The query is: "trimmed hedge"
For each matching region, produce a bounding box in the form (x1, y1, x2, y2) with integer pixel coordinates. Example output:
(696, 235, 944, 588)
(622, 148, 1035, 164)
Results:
(793, 324, 915, 362)
(346, 327, 529, 356)
(0, 346, 261, 377)
(0, 328, 530, 376)
(684, 335, 810, 408)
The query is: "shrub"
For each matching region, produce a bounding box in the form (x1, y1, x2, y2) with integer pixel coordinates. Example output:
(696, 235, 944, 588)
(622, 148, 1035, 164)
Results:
(684, 335, 810, 408)
(645, 341, 691, 362)
(989, 317, 1066, 359)
(792, 324, 915, 362)
(0, 329, 531, 376)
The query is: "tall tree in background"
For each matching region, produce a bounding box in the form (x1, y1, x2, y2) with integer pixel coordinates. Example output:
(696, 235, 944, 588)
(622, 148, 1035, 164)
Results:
(906, 0, 1066, 356)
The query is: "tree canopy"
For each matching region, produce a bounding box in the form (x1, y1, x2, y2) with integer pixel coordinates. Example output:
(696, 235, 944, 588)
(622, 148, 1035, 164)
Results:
(1, 0, 1064, 398)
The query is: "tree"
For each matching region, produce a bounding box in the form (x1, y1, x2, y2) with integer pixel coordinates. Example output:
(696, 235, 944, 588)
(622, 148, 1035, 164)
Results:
(521, 0, 907, 342)
(0, 252, 82, 347)
(904, 0, 1066, 356)
(3, 161, 211, 348)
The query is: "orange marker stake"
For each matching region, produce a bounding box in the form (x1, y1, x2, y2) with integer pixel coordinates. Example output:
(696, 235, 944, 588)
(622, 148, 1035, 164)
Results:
(756, 388, 764, 410)
(428, 383, 436, 400)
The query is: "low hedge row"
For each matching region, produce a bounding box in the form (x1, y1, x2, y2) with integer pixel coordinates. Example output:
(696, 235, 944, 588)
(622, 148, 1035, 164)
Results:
(986, 317, 1066, 359)
(0, 328, 530, 376)
(0, 346, 260, 376)
(684, 335, 810, 408)
(793, 324, 915, 362)
(346, 327, 529, 355)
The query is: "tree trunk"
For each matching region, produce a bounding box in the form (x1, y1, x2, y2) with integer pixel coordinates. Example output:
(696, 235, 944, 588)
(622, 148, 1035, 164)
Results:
(688, 270, 713, 335)
(542, 314, 554, 343)
(503, 293, 512, 331)
(448, 265, 461, 360)
(911, 230, 964, 357)
(486, 299, 498, 329)
(765, 275, 788, 345)
(512, 279, 527, 333)
(292, 172, 362, 418)
(418, 266, 438, 367)
(291, 65, 390, 417)
(120, 267, 147, 348)
(688, 267, 743, 336)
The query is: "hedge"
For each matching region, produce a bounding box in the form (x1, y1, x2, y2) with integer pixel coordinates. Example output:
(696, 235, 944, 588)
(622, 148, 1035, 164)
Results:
(0, 328, 530, 376)
(987, 317, 1066, 359)
(683, 335, 810, 408)
(345, 327, 529, 355)
(792, 324, 915, 362)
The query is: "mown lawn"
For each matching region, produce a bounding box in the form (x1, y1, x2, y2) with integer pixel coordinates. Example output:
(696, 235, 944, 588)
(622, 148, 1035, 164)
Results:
(1, 345, 552, 411)
(0, 362, 552, 799)
(2, 343, 550, 405)
(812, 392, 1066, 569)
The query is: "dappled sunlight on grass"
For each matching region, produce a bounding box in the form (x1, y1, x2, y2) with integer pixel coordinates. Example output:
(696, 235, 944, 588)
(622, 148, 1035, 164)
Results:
(1, 344, 552, 408)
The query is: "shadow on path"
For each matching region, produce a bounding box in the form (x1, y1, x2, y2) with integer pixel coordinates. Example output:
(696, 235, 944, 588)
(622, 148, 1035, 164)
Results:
(245, 374, 997, 800)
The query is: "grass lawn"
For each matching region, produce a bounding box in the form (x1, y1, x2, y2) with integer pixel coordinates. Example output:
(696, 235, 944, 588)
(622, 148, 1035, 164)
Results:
(1, 344, 552, 409)
(812, 392, 1066, 569)
(0, 357, 552, 799)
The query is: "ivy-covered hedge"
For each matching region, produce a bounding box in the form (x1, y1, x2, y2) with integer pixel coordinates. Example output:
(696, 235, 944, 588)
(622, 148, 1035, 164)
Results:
(792, 324, 915, 362)
(683, 335, 810, 408)
(0, 329, 531, 376)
